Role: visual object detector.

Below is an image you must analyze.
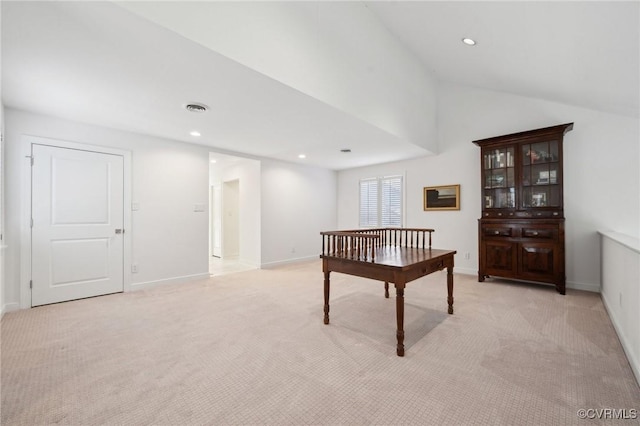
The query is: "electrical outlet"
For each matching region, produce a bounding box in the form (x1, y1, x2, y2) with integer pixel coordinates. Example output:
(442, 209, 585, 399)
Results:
(131, 263, 138, 273)
(464, 252, 471, 260)
(291, 247, 296, 253)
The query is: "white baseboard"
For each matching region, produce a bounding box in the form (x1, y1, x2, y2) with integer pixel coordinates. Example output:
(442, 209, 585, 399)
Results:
(601, 292, 640, 387)
(471, 275, 600, 293)
(566, 280, 600, 293)
(1, 302, 20, 317)
(453, 267, 476, 276)
(129, 273, 210, 291)
(261, 255, 318, 269)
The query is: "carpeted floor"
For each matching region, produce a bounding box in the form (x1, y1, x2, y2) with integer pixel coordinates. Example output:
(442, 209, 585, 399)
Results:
(1, 260, 639, 425)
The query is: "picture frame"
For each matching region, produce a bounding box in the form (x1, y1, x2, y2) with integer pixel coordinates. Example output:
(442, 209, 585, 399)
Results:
(532, 192, 547, 207)
(424, 184, 460, 211)
(537, 171, 549, 185)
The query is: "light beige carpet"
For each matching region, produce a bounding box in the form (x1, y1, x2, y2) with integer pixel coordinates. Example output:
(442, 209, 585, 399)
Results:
(1, 260, 639, 425)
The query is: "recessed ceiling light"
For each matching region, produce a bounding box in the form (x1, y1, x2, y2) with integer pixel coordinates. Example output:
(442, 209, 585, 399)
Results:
(298, 154, 306, 159)
(190, 131, 201, 137)
(210, 159, 217, 164)
(462, 38, 476, 46)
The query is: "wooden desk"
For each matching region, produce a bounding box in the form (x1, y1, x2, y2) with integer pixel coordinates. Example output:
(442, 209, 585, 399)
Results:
(320, 228, 456, 357)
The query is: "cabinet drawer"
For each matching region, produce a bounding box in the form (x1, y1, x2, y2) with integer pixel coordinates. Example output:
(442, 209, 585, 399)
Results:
(482, 227, 514, 237)
(522, 228, 557, 239)
(404, 259, 447, 282)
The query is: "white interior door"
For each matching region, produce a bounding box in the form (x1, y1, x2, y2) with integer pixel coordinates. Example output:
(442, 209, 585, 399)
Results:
(31, 144, 124, 306)
(222, 179, 239, 258)
(212, 184, 222, 258)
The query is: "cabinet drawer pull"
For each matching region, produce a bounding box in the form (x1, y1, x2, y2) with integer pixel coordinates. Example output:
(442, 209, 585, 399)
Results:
(494, 231, 500, 235)
(523, 229, 554, 239)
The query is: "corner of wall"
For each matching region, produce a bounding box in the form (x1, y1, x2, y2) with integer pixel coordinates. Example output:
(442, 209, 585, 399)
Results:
(1, 302, 20, 317)
(566, 280, 601, 293)
(1, 102, 5, 316)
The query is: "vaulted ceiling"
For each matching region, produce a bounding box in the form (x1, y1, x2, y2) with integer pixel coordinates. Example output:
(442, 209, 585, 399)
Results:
(368, 1, 639, 118)
(2, 1, 638, 170)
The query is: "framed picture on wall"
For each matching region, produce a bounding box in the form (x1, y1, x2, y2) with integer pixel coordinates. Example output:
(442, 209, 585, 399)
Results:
(424, 184, 460, 211)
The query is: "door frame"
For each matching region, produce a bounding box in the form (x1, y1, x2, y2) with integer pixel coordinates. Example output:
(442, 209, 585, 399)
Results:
(20, 135, 132, 309)
(210, 184, 222, 258)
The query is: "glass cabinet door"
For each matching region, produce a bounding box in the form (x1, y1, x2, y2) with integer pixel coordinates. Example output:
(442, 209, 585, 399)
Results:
(483, 147, 515, 209)
(521, 140, 560, 208)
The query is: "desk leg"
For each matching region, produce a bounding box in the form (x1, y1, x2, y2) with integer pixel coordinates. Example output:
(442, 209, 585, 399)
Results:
(447, 266, 454, 315)
(323, 271, 331, 324)
(396, 285, 405, 357)
(384, 282, 389, 299)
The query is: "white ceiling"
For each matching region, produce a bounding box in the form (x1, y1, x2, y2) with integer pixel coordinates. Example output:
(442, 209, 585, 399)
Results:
(2, 1, 638, 170)
(366, 1, 639, 118)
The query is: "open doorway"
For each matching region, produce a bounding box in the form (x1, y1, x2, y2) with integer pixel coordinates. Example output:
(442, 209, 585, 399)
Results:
(208, 152, 261, 276)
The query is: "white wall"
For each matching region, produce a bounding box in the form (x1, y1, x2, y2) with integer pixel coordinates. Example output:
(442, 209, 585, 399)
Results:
(338, 82, 640, 291)
(337, 152, 478, 275)
(261, 159, 337, 267)
(4, 109, 211, 309)
(129, 142, 209, 287)
(0, 6, 4, 316)
(600, 232, 640, 385)
(0, 103, 5, 316)
(4, 109, 338, 310)
(118, 1, 438, 153)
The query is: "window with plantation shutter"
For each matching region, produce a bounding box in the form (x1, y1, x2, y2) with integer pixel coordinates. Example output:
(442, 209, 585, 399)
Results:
(359, 175, 403, 228)
(381, 176, 402, 226)
(359, 178, 378, 227)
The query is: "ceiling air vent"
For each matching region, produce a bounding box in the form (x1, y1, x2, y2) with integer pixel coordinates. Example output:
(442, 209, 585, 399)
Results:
(185, 103, 208, 113)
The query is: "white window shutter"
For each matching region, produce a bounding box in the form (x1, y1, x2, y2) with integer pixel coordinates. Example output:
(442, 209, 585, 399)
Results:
(381, 176, 402, 227)
(359, 178, 379, 227)
(359, 175, 402, 228)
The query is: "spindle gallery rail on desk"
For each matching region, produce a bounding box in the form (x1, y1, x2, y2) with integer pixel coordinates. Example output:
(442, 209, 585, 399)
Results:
(320, 228, 456, 357)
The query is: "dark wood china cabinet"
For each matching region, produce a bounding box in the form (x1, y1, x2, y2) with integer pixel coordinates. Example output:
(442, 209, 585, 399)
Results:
(473, 123, 573, 294)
